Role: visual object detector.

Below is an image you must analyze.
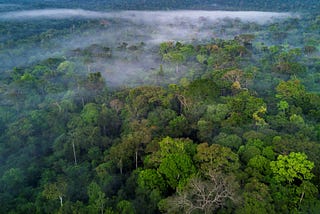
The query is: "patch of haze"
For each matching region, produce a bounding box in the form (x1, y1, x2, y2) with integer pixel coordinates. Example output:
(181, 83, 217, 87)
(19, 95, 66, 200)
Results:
(100, 60, 155, 87)
(0, 9, 295, 46)
(0, 9, 296, 87)
(45, 10, 294, 48)
(0, 9, 293, 23)
(117, 10, 292, 25)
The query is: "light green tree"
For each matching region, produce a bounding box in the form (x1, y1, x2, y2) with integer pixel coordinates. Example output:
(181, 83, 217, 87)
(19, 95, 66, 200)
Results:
(270, 152, 314, 184)
(116, 200, 135, 214)
(87, 182, 106, 214)
(158, 153, 196, 189)
(42, 179, 67, 208)
(277, 100, 289, 114)
(270, 152, 317, 209)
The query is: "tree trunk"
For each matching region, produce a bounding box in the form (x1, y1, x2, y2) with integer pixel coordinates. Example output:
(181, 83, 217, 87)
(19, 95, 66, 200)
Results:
(135, 150, 138, 169)
(72, 141, 77, 165)
(101, 203, 104, 214)
(299, 191, 305, 203)
(119, 159, 123, 175)
(59, 195, 63, 207)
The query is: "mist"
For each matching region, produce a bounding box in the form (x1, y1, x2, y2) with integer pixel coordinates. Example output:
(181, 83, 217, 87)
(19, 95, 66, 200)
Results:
(0, 9, 292, 23)
(0, 9, 295, 87)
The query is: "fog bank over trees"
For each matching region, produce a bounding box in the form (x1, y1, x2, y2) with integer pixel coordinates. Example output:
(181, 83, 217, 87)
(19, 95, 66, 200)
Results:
(0, 9, 294, 86)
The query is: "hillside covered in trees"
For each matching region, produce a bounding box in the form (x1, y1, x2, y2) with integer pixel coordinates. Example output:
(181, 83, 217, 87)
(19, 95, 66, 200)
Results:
(1, 1, 320, 213)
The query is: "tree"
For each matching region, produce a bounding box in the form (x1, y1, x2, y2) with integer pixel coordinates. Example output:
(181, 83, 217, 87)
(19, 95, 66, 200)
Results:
(121, 119, 153, 169)
(81, 103, 100, 126)
(236, 179, 275, 214)
(159, 41, 174, 56)
(141, 137, 197, 191)
(235, 34, 255, 47)
(252, 106, 268, 128)
(158, 153, 196, 189)
(116, 200, 135, 214)
(270, 152, 314, 184)
(98, 104, 121, 137)
(163, 52, 185, 73)
(194, 143, 240, 174)
(270, 152, 317, 210)
(213, 132, 242, 151)
(158, 136, 196, 159)
(167, 115, 189, 137)
(197, 119, 214, 143)
(108, 142, 133, 175)
(87, 182, 106, 214)
(277, 100, 289, 114)
(125, 86, 168, 119)
(224, 91, 266, 126)
(57, 61, 75, 75)
(160, 172, 238, 214)
(147, 107, 177, 137)
(222, 69, 244, 89)
(67, 114, 102, 165)
(275, 79, 306, 105)
(272, 48, 306, 74)
(42, 179, 67, 208)
(238, 139, 273, 164)
(137, 169, 167, 193)
(0, 168, 25, 194)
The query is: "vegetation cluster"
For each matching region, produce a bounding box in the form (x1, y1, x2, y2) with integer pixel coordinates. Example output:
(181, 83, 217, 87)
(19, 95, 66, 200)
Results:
(1, 5, 320, 214)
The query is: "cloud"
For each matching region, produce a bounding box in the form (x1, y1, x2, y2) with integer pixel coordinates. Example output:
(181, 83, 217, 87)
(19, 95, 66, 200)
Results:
(0, 9, 292, 24)
(118, 10, 292, 25)
(0, 9, 296, 87)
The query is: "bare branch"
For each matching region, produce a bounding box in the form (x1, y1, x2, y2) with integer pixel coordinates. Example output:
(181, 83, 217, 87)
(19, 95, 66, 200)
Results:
(163, 172, 239, 213)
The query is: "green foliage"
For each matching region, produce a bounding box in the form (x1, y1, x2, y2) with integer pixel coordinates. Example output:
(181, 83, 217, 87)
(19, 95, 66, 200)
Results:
(158, 137, 196, 158)
(236, 179, 275, 214)
(194, 143, 240, 174)
(214, 132, 243, 151)
(167, 115, 189, 137)
(158, 153, 196, 189)
(238, 139, 270, 163)
(126, 86, 168, 119)
(138, 169, 167, 192)
(81, 103, 100, 125)
(247, 155, 271, 175)
(225, 91, 266, 126)
(87, 182, 106, 214)
(116, 200, 135, 214)
(2, 13, 320, 214)
(276, 79, 306, 104)
(1, 168, 24, 193)
(42, 178, 67, 208)
(277, 100, 289, 114)
(270, 152, 314, 184)
(140, 137, 197, 191)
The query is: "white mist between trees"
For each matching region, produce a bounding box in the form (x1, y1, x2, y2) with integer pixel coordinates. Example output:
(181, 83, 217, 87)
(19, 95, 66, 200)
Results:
(0, 9, 295, 87)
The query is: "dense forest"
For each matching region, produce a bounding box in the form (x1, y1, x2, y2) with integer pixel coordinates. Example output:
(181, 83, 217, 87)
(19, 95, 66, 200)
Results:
(1, 1, 320, 213)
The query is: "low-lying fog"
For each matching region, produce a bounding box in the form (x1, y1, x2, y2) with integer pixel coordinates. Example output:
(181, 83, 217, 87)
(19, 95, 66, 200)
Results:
(0, 9, 295, 86)
(0, 9, 291, 23)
